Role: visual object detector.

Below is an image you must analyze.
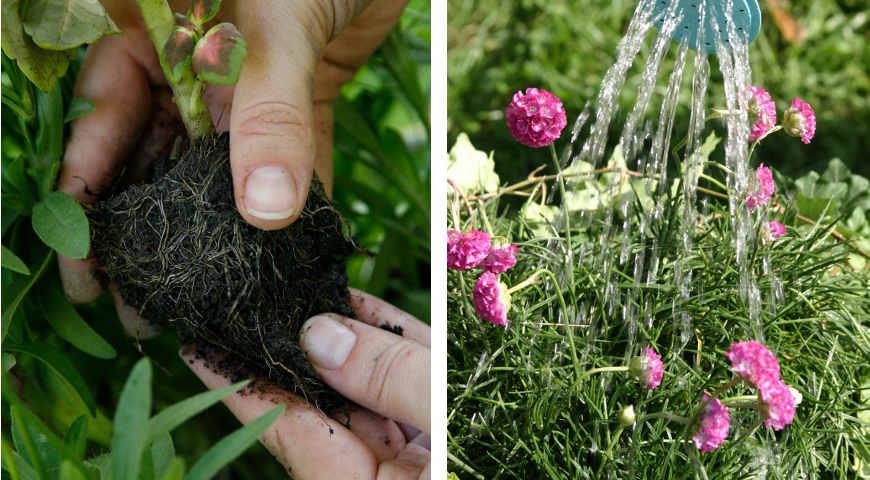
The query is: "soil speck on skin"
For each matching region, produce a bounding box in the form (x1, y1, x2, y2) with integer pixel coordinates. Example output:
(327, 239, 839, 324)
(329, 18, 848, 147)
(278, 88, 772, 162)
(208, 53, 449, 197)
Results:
(91, 133, 356, 412)
(384, 436, 391, 446)
(380, 324, 404, 336)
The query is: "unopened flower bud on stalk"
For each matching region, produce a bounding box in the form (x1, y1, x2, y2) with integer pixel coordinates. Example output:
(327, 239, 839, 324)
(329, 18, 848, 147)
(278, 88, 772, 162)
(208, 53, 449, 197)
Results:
(618, 405, 636, 427)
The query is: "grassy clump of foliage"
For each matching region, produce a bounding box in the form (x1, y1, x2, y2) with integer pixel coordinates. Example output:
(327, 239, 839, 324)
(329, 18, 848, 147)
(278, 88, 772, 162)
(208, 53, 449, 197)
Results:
(447, 146, 870, 477)
(1, 1, 429, 477)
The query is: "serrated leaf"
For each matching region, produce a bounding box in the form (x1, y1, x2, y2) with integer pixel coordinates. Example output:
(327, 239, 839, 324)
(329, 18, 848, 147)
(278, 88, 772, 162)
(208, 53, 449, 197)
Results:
(5, 342, 97, 415)
(1, 0, 71, 91)
(163, 27, 197, 83)
(31, 192, 90, 259)
(111, 358, 152, 480)
(192, 23, 247, 85)
(41, 278, 117, 359)
(185, 404, 284, 480)
(22, 0, 119, 51)
(64, 98, 95, 123)
(2, 245, 30, 275)
(188, 0, 222, 26)
(148, 380, 249, 443)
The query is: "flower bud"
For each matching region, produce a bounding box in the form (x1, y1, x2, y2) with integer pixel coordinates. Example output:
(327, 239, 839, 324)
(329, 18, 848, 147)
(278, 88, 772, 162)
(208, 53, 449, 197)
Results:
(618, 405, 636, 427)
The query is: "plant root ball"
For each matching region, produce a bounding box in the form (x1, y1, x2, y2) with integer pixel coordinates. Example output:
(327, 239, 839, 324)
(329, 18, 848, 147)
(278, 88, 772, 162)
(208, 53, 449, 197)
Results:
(89, 133, 355, 412)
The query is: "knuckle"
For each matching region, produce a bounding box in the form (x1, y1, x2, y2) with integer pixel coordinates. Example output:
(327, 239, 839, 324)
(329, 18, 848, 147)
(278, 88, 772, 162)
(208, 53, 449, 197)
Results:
(366, 341, 416, 409)
(236, 100, 312, 142)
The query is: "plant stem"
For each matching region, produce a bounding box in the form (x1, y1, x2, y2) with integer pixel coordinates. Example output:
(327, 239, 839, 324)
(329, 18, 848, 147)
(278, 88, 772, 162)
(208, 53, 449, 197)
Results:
(572, 366, 629, 388)
(596, 425, 625, 479)
(720, 395, 758, 408)
(506, 272, 540, 294)
(137, 0, 212, 139)
(640, 412, 691, 424)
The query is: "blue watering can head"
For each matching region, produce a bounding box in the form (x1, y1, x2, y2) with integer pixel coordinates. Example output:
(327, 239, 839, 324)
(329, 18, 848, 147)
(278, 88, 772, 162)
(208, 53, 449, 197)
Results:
(651, 0, 762, 54)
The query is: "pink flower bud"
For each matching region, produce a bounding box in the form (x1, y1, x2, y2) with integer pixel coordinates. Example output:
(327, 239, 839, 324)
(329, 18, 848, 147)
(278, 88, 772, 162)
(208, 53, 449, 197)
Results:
(782, 97, 816, 144)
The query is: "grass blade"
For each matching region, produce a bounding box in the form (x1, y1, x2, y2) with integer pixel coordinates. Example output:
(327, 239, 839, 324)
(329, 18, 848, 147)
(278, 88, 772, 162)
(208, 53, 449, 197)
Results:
(111, 358, 152, 480)
(148, 380, 248, 443)
(185, 404, 285, 480)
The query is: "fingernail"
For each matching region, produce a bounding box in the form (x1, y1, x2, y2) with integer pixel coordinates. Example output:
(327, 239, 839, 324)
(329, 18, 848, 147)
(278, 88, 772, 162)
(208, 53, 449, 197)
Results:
(244, 166, 296, 221)
(300, 315, 356, 370)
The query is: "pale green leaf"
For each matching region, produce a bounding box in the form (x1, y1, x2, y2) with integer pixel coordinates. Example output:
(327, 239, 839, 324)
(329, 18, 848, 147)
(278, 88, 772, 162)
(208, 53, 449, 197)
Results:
(447, 133, 499, 195)
(41, 279, 117, 359)
(148, 380, 249, 443)
(185, 405, 284, 480)
(2, 245, 30, 275)
(59, 460, 87, 480)
(22, 0, 119, 51)
(64, 98, 95, 123)
(111, 358, 153, 480)
(31, 191, 90, 259)
(0, 0, 70, 91)
(64, 416, 89, 461)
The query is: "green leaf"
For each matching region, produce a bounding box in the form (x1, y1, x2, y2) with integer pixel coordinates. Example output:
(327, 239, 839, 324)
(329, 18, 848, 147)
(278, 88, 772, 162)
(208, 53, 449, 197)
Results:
(192, 23, 247, 85)
(111, 358, 153, 480)
(2, 248, 52, 341)
(185, 404, 285, 480)
(150, 433, 176, 480)
(163, 27, 197, 83)
(447, 133, 499, 196)
(64, 416, 89, 461)
(2, 147, 39, 215)
(188, 0, 222, 26)
(31, 192, 90, 259)
(1, 0, 71, 91)
(159, 458, 186, 480)
(2, 245, 30, 275)
(148, 380, 249, 443)
(3, 353, 17, 372)
(822, 158, 850, 183)
(9, 404, 48, 479)
(31, 86, 65, 197)
(5, 341, 97, 415)
(64, 98, 95, 123)
(2, 441, 40, 480)
(59, 460, 87, 480)
(22, 0, 119, 51)
(41, 277, 117, 359)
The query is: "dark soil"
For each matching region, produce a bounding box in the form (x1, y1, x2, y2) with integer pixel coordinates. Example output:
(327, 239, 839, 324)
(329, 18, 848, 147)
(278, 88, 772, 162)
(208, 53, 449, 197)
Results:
(89, 133, 356, 412)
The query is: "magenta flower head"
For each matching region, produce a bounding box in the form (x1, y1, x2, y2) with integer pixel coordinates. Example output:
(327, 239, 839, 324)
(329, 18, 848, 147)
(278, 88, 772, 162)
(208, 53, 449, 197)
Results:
(473, 271, 511, 327)
(726, 341, 781, 390)
(747, 86, 777, 143)
(758, 379, 796, 430)
(505, 87, 567, 148)
(767, 220, 786, 241)
(447, 229, 491, 270)
(783, 97, 816, 144)
(629, 347, 664, 389)
(480, 244, 520, 274)
(693, 394, 731, 453)
(746, 164, 775, 211)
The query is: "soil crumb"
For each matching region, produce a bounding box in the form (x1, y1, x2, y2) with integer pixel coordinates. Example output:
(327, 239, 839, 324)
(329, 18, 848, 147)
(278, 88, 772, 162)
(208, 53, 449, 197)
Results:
(380, 324, 404, 336)
(90, 133, 356, 411)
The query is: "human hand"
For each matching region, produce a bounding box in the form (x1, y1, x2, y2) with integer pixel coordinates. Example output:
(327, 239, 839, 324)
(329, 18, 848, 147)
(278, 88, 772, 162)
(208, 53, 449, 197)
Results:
(57, 0, 407, 334)
(183, 289, 431, 479)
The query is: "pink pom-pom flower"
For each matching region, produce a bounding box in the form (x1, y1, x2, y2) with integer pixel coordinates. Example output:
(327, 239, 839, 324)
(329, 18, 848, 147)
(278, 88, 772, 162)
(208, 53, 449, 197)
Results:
(505, 88, 567, 148)
(447, 229, 491, 270)
(726, 341, 782, 391)
(783, 97, 816, 144)
(693, 394, 731, 453)
(473, 271, 511, 327)
(480, 244, 520, 274)
(747, 86, 777, 143)
(767, 220, 786, 241)
(758, 379, 796, 430)
(629, 347, 664, 389)
(746, 164, 775, 211)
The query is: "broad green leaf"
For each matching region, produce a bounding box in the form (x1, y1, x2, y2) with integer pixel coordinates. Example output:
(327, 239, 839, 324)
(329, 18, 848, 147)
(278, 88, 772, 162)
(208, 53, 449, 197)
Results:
(163, 27, 197, 83)
(447, 133, 499, 196)
(31, 192, 90, 259)
(5, 342, 97, 415)
(192, 23, 247, 85)
(1, 0, 71, 91)
(2, 245, 30, 275)
(188, 0, 222, 26)
(22, 0, 119, 51)
(148, 380, 249, 443)
(64, 98, 95, 123)
(2, 249, 53, 341)
(822, 158, 850, 183)
(159, 458, 186, 480)
(59, 460, 87, 480)
(64, 416, 89, 461)
(185, 404, 285, 480)
(150, 433, 176, 480)
(41, 278, 117, 359)
(111, 358, 153, 480)
(32, 86, 65, 198)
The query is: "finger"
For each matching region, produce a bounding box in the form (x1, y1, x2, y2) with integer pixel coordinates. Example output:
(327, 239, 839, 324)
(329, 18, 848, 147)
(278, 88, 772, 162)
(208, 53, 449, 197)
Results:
(109, 285, 161, 339)
(378, 437, 429, 480)
(226, 0, 368, 230)
(349, 289, 430, 346)
(340, 408, 406, 462)
(57, 30, 156, 302)
(300, 314, 430, 433)
(182, 349, 379, 479)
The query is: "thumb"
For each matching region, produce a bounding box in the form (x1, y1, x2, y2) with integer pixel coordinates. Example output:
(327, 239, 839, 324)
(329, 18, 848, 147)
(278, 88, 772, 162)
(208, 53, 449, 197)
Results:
(228, 0, 368, 230)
